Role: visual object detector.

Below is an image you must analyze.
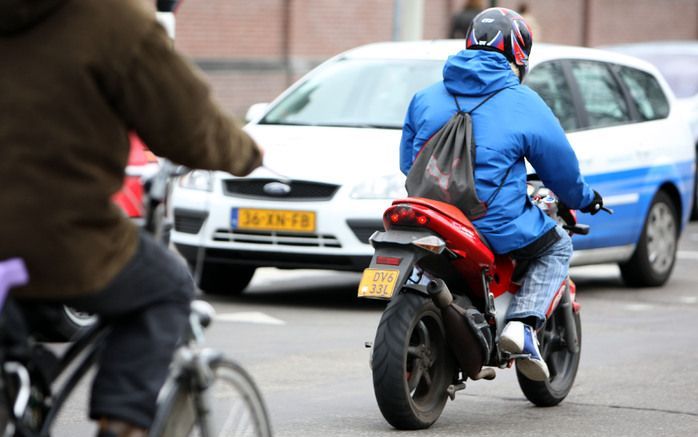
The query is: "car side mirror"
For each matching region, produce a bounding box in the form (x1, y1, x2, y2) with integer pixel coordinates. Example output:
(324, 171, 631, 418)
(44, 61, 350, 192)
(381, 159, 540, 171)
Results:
(245, 103, 270, 123)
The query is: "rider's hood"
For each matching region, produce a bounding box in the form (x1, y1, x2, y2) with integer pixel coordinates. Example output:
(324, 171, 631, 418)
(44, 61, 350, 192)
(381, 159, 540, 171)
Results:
(443, 49, 520, 97)
(0, 0, 67, 35)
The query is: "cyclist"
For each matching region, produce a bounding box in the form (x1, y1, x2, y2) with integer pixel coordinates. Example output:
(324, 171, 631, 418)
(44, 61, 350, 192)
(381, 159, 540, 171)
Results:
(400, 7, 603, 381)
(0, 0, 263, 435)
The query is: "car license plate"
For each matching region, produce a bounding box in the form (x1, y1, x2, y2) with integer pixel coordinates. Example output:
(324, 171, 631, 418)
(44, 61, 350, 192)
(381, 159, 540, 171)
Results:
(231, 208, 316, 233)
(357, 268, 400, 300)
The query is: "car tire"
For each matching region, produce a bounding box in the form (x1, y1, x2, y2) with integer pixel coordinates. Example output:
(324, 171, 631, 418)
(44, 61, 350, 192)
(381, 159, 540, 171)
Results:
(196, 262, 256, 296)
(23, 304, 97, 342)
(690, 147, 698, 221)
(619, 191, 678, 287)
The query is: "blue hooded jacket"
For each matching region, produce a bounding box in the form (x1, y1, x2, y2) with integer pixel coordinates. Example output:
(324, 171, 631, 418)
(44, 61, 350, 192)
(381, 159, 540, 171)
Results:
(400, 49, 594, 254)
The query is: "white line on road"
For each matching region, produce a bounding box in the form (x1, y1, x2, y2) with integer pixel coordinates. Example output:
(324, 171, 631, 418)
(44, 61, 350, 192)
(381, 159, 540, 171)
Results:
(677, 251, 698, 260)
(624, 303, 654, 312)
(215, 312, 286, 325)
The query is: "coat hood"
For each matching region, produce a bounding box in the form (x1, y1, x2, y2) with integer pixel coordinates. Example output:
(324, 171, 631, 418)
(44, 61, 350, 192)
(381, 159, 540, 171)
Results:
(0, 0, 67, 34)
(443, 49, 520, 96)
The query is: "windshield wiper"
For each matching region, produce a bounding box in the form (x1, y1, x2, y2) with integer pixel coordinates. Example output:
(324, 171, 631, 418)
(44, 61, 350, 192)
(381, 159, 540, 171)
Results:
(257, 121, 402, 129)
(257, 121, 320, 127)
(315, 122, 402, 130)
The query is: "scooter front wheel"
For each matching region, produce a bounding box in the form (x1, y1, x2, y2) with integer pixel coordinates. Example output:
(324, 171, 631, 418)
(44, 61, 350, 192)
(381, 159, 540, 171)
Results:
(517, 304, 582, 406)
(371, 290, 456, 429)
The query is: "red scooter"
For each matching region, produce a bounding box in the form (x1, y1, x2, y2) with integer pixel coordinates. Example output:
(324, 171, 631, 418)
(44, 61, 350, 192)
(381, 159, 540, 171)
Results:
(358, 181, 606, 429)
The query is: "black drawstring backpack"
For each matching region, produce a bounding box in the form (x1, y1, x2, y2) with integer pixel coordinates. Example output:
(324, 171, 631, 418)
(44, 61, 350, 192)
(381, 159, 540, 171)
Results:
(405, 88, 511, 220)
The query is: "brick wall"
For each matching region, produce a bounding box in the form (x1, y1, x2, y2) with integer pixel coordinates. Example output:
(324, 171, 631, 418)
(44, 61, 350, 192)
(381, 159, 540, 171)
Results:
(172, 0, 698, 116)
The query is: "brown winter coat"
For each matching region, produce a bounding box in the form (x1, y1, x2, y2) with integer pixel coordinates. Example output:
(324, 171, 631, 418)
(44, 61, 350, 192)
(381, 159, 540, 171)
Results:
(0, 0, 262, 298)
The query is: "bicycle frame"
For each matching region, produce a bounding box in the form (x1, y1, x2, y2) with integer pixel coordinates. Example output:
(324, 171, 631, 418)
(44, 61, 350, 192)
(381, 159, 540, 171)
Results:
(1, 299, 215, 437)
(1, 318, 109, 436)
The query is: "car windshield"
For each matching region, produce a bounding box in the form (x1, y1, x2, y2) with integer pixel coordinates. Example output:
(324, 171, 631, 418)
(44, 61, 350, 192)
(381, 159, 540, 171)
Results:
(634, 53, 698, 98)
(260, 58, 443, 129)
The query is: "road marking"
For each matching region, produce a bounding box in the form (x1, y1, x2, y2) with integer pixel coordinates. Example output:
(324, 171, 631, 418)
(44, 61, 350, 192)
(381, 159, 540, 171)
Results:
(215, 311, 286, 325)
(677, 251, 698, 260)
(679, 296, 697, 304)
(624, 303, 654, 312)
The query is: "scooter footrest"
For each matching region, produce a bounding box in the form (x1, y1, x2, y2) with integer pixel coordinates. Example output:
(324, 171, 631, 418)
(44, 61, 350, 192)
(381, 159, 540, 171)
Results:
(507, 353, 532, 360)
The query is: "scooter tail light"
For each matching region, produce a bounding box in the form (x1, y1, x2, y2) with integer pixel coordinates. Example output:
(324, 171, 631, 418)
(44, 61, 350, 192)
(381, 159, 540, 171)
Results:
(384, 205, 429, 227)
(376, 256, 402, 266)
(412, 235, 446, 254)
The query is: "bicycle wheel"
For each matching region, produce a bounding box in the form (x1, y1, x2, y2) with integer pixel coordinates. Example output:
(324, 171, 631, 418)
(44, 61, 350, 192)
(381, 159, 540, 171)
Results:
(154, 358, 272, 437)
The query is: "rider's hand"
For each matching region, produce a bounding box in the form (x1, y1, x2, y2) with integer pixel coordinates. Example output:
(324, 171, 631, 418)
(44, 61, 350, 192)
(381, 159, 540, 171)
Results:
(580, 190, 604, 215)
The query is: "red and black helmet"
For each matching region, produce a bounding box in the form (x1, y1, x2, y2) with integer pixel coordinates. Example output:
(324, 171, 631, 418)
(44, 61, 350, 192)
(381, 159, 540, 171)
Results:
(465, 7, 533, 80)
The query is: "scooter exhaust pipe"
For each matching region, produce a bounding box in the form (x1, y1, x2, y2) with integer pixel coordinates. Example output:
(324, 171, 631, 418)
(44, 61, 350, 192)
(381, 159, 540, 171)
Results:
(426, 278, 453, 309)
(427, 279, 495, 381)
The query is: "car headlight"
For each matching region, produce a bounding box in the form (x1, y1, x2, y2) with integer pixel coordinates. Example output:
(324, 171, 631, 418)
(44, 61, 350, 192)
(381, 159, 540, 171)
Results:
(350, 174, 406, 199)
(178, 170, 213, 192)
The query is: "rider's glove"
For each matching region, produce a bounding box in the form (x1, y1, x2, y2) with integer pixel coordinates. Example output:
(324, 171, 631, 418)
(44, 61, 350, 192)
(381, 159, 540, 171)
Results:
(580, 190, 603, 215)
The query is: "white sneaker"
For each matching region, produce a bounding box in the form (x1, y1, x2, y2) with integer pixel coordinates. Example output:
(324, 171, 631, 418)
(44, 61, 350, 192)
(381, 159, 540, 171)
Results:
(499, 321, 549, 381)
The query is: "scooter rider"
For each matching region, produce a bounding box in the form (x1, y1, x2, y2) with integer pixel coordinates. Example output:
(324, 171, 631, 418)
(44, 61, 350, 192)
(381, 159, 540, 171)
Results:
(400, 7, 604, 381)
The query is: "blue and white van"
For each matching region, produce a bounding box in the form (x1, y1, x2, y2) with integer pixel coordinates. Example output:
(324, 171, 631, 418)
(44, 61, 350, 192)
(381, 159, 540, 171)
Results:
(170, 41, 695, 294)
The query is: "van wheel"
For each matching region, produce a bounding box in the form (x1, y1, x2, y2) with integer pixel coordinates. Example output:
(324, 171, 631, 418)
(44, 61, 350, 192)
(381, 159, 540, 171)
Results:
(196, 263, 256, 296)
(620, 191, 678, 287)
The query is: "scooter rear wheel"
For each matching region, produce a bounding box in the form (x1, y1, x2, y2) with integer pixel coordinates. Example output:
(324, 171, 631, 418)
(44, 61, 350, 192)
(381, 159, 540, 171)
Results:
(371, 290, 456, 429)
(516, 305, 582, 406)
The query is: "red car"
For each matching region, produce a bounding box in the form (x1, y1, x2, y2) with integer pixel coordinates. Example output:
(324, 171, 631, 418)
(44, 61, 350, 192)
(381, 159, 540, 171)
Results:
(113, 133, 159, 217)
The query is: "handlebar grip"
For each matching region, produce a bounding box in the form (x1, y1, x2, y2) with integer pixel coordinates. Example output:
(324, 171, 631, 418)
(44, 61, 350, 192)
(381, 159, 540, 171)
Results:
(563, 224, 590, 235)
(156, 0, 181, 12)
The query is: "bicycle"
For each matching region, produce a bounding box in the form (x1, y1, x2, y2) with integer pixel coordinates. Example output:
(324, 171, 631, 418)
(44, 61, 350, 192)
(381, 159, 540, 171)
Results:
(0, 161, 273, 437)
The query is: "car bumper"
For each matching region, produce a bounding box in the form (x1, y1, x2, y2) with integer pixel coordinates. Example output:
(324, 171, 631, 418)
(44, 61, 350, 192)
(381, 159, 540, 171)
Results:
(174, 243, 372, 271)
(169, 185, 389, 271)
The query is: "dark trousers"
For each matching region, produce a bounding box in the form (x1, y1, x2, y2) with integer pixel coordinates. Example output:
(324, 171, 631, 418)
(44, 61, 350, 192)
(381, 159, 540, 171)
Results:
(65, 232, 194, 428)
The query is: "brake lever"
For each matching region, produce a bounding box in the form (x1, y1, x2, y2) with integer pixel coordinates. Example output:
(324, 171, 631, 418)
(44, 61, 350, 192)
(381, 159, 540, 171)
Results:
(601, 206, 614, 215)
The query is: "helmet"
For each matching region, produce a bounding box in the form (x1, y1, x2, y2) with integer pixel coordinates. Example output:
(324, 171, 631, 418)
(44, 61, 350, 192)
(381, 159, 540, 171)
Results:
(465, 7, 533, 80)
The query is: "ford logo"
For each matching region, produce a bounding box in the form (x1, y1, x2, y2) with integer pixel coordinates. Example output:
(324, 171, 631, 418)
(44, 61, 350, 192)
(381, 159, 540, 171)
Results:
(263, 181, 292, 196)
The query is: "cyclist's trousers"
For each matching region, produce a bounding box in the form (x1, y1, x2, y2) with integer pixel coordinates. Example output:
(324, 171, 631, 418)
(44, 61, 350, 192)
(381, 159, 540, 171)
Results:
(65, 231, 194, 429)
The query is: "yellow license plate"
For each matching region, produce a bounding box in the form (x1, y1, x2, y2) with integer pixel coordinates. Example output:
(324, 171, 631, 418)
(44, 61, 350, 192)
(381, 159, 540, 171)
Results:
(357, 268, 400, 300)
(232, 208, 316, 233)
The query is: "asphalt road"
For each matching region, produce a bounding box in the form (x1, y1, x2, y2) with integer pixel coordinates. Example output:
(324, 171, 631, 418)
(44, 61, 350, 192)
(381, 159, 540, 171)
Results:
(54, 223, 698, 436)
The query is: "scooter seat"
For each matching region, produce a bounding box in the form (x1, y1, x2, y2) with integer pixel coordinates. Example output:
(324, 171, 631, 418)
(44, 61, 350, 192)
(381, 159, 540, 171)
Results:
(392, 197, 494, 253)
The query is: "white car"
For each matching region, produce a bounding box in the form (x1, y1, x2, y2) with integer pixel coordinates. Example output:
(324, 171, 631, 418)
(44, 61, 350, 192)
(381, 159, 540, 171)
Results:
(170, 40, 695, 295)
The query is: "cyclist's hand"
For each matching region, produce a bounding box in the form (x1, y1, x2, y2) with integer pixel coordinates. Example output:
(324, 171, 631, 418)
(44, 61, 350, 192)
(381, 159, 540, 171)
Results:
(580, 190, 604, 215)
(251, 143, 265, 170)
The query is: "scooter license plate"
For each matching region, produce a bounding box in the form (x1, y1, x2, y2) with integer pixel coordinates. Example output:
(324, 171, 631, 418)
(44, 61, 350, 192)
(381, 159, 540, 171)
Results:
(357, 268, 399, 300)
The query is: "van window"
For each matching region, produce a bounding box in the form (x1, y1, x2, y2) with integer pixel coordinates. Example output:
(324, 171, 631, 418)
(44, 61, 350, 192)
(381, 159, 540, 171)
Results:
(526, 61, 579, 131)
(617, 66, 669, 121)
(569, 61, 631, 128)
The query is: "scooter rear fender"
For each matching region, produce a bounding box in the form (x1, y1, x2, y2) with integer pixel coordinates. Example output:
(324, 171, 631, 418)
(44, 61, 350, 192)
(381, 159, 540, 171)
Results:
(367, 229, 444, 299)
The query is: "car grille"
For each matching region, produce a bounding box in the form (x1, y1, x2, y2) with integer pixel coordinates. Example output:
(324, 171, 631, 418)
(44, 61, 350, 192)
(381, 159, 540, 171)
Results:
(347, 219, 384, 244)
(174, 209, 208, 234)
(212, 229, 342, 248)
(222, 179, 340, 201)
